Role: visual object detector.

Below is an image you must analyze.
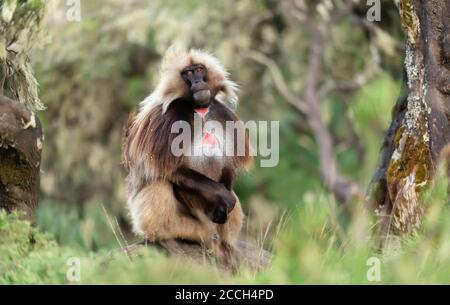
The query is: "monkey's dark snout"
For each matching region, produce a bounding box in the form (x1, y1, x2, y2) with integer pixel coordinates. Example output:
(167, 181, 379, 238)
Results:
(191, 81, 210, 92)
(193, 90, 211, 105)
(192, 82, 211, 106)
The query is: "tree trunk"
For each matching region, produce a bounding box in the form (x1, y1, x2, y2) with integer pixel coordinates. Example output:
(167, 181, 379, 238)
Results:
(370, 0, 450, 237)
(0, 95, 43, 220)
(0, 1, 46, 220)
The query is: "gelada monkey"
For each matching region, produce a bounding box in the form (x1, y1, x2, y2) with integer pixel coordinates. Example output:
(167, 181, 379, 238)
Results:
(122, 48, 251, 266)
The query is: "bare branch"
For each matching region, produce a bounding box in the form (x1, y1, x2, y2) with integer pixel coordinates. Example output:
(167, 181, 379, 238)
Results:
(326, 0, 355, 27)
(244, 51, 308, 114)
(247, 48, 363, 204)
(289, 0, 354, 35)
(318, 45, 381, 100)
(249, 0, 364, 204)
(289, 0, 307, 23)
(285, 0, 322, 37)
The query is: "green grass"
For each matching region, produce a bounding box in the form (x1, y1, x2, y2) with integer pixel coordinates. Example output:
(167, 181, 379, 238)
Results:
(0, 210, 81, 284)
(2, 168, 450, 284)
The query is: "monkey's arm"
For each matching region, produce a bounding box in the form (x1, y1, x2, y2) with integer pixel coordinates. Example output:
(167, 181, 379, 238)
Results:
(219, 167, 236, 191)
(171, 167, 236, 224)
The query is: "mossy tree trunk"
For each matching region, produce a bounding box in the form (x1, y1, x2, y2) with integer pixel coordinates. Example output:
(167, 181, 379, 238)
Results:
(370, 0, 450, 237)
(0, 1, 46, 220)
(0, 95, 43, 220)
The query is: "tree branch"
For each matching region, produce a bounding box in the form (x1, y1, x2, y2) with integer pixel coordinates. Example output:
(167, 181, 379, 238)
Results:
(326, 0, 355, 27)
(244, 51, 308, 115)
(246, 49, 363, 204)
(318, 44, 381, 100)
(246, 0, 366, 204)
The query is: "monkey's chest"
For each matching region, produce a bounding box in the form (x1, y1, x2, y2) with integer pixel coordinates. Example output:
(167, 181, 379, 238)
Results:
(186, 122, 232, 181)
(187, 156, 224, 181)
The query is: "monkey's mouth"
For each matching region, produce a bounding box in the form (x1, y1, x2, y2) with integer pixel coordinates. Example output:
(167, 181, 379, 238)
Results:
(194, 107, 209, 118)
(193, 89, 211, 104)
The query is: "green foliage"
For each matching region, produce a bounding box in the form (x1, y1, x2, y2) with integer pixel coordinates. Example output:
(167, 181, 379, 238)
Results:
(4, 0, 445, 285)
(0, 211, 77, 284)
(90, 179, 450, 284)
(82, 249, 230, 285)
(350, 72, 402, 180)
(4, 174, 450, 284)
(4, 153, 450, 285)
(237, 112, 321, 207)
(36, 200, 129, 251)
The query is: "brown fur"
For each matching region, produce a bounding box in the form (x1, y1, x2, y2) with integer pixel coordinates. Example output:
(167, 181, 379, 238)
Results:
(122, 48, 251, 266)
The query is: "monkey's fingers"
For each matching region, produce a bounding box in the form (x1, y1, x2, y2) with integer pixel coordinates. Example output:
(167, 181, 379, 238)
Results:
(212, 206, 228, 224)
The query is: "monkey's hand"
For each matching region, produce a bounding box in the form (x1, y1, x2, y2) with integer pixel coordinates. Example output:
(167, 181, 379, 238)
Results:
(172, 167, 236, 224)
(212, 186, 236, 224)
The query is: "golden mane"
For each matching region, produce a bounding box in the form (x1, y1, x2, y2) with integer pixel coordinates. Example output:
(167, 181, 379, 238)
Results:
(136, 47, 238, 121)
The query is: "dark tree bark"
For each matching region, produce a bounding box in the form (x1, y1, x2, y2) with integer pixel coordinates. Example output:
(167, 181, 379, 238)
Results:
(0, 95, 43, 220)
(370, 0, 450, 237)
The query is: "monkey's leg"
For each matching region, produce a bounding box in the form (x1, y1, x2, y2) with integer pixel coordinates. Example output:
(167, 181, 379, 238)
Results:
(217, 193, 244, 271)
(219, 167, 236, 191)
(218, 192, 243, 244)
(172, 187, 244, 271)
(128, 181, 219, 248)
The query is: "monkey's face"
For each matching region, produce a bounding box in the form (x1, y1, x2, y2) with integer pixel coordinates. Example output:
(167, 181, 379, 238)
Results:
(181, 64, 212, 108)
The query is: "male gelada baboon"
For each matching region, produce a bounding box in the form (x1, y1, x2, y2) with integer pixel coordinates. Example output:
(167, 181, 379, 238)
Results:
(122, 48, 251, 265)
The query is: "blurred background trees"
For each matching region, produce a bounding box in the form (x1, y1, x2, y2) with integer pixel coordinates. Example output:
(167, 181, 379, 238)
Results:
(5, 0, 450, 284)
(29, 0, 404, 250)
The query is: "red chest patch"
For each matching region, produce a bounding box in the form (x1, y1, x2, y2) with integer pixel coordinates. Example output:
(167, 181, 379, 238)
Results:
(194, 107, 209, 118)
(202, 131, 219, 148)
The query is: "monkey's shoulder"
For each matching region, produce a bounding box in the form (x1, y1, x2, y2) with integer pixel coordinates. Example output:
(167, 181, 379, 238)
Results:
(151, 101, 193, 126)
(207, 100, 239, 122)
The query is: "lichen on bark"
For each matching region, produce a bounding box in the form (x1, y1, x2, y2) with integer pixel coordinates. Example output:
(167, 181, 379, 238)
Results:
(370, 0, 450, 237)
(399, 0, 420, 42)
(382, 9, 434, 233)
(0, 1, 46, 219)
(0, 95, 43, 220)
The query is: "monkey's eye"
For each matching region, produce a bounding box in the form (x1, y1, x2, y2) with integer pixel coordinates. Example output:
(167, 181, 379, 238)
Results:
(186, 71, 193, 77)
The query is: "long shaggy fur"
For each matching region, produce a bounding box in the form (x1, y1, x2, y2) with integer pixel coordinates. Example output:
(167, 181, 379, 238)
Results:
(122, 48, 248, 260)
(122, 48, 244, 186)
